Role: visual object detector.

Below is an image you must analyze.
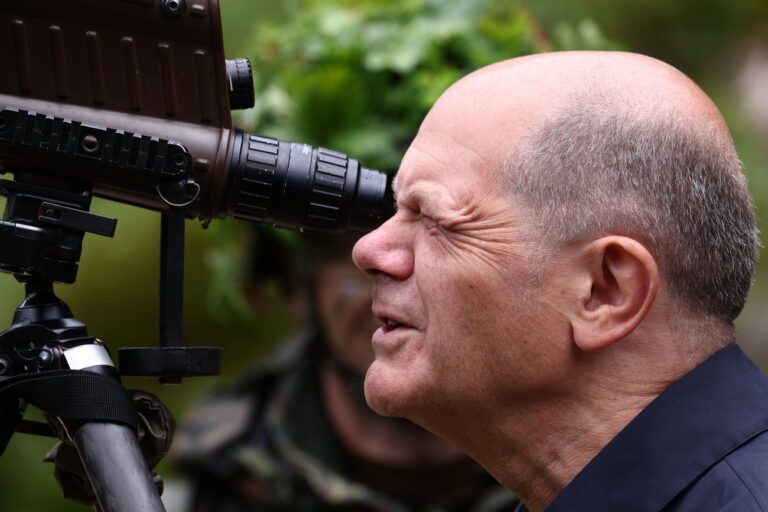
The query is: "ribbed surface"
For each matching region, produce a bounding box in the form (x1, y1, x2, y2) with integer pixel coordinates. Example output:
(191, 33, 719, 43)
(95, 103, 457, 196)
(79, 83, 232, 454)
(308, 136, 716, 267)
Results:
(158, 43, 177, 116)
(232, 133, 279, 220)
(122, 37, 142, 110)
(227, 58, 254, 110)
(50, 26, 69, 99)
(86, 31, 105, 105)
(194, 50, 212, 122)
(0, 107, 189, 176)
(304, 148, 348, 230)
(0, 3, 228, 125)
(12, 20, 33, 93)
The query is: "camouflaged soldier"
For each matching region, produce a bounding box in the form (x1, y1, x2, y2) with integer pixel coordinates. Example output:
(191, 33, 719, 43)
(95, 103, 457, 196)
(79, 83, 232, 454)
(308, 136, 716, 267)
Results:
(170, 234, 518, 512)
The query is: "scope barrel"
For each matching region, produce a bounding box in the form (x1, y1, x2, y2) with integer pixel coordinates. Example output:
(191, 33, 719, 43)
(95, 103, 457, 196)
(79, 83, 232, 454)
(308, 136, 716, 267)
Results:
(225, 129, 389, 234)
(0, 105, 391, 238)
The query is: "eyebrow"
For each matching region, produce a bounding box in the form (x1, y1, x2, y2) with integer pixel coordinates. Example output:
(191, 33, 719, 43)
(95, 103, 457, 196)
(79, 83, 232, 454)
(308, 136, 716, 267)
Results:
(397, 184, 445, 218)
(390, 175, 442, 215)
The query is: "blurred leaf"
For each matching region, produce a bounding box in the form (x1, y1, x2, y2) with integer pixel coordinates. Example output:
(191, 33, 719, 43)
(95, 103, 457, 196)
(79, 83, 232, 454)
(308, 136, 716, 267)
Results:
(204, 221, 253, 325)
(552, 19, 623, 51)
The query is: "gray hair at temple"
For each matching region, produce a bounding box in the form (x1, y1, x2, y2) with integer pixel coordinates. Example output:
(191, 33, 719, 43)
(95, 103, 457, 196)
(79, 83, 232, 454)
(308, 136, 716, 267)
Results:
(505, 92, 759, 324)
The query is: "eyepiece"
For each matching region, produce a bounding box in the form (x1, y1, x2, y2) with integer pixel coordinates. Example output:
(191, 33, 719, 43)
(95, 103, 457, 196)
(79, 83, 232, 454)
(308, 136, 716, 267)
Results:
(225, 129, 390, 234)
(225, 59, 255, 110)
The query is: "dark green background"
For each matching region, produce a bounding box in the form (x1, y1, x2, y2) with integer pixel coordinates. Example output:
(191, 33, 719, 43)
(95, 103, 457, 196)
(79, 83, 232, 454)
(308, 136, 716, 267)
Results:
(0, 0, 766, 509)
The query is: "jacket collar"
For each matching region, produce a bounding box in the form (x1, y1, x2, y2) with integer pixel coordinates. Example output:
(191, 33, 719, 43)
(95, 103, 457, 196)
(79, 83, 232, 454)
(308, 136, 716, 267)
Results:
(519, 344, 768, 512)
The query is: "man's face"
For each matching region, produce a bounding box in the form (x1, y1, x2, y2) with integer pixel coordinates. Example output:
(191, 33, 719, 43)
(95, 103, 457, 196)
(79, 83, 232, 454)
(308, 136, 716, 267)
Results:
(352, 121, 572, 427)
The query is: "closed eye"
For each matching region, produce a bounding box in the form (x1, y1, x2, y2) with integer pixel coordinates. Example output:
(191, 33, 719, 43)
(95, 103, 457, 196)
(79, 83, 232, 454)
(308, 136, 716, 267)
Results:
(420, 214, 440, 229)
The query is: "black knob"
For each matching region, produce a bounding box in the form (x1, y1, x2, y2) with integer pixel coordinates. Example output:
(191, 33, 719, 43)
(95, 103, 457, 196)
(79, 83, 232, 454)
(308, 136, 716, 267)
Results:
(226, 59, 255, 110)
(160, 0, 186, 18)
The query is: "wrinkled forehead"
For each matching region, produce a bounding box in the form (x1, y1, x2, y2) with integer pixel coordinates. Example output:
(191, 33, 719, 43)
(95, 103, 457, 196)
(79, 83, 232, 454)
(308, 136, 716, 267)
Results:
(420, 74, 548, 158)
(392, 130, 495, 202)
(397, 64, 557, 192)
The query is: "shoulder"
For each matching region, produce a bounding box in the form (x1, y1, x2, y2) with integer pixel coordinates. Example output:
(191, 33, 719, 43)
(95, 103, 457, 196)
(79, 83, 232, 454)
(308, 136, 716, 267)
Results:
(721, 430, 768, 509)
(172, 329, 320, 472)
(667, 430, 768, 512)
(170, 383, 266, 489)
(172, 391, 257, 469)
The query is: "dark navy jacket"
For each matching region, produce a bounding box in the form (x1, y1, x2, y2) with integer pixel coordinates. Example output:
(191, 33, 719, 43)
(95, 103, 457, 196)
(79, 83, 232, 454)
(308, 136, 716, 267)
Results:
(516, 344, 768, 512)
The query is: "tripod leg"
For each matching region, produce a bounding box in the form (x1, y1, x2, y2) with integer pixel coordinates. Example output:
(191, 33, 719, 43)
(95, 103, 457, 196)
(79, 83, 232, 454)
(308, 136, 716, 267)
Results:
(73, 422, 165, 512)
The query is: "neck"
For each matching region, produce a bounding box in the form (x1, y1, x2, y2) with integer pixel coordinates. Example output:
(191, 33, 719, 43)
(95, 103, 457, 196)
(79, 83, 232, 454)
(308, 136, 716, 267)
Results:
(480, 392, 657, 511)
(428, 343, 696, 512)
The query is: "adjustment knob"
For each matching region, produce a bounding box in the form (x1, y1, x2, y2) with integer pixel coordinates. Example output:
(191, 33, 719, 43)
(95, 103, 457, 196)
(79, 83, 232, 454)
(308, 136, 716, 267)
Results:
(226, 58, 255, 110)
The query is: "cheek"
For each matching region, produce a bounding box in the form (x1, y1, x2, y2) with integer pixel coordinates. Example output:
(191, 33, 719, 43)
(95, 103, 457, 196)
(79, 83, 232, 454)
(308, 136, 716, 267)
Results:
(417, 233, 511, 317)
(418, 241, 547, 367)
(415, 252, 501, 370)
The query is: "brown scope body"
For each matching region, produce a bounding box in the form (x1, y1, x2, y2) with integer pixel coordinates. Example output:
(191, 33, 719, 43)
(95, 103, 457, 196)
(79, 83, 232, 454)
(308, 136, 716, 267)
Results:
(0, 0, 389, 234)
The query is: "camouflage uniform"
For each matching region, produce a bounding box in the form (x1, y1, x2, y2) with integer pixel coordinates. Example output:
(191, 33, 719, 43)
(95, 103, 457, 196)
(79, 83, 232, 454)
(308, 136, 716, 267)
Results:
(173, 329, 518, 512)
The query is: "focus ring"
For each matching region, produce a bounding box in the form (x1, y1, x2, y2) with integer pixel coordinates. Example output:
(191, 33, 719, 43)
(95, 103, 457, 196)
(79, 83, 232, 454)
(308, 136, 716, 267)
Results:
(304, 148, 350, 231)
(231, 133, 280, 222)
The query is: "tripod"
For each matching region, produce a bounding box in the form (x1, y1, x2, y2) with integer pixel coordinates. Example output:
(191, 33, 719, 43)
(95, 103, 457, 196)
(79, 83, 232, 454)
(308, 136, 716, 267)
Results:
(0, 177, 220, 511)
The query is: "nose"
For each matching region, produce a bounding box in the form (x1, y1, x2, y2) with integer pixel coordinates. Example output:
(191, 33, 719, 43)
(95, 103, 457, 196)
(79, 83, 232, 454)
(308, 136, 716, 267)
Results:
(352, 215, 414, 281)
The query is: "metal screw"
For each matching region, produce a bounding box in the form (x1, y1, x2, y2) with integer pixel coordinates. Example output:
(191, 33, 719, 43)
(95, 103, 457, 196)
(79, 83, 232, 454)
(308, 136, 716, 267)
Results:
(37, 350, 53, 370)
(81, 134, 100, 153)
(161, 0, 186, 18)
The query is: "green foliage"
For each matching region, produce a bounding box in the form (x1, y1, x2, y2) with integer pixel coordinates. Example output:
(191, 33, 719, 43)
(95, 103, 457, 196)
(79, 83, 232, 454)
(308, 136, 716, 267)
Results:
(204, 218, 256, 325)
(238, 0, 548, 171)
(525, 0, 768, 74)
(551, 19, 623, 52)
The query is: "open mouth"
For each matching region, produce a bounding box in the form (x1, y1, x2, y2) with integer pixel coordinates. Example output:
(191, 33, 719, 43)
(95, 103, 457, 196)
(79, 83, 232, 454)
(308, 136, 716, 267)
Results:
(381, 317, 407, 332)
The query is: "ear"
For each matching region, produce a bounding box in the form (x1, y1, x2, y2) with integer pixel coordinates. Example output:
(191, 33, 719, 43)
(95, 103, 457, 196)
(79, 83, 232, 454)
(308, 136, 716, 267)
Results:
(571, 236, 659, 352)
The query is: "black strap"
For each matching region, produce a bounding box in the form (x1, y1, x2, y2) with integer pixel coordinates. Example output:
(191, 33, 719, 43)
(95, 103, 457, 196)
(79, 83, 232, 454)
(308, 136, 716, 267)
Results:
(0, 370, 138, 454)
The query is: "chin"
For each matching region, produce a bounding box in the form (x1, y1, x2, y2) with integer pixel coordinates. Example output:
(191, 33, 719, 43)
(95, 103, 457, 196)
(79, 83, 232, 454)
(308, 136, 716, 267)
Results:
(363, 361, 417, 418)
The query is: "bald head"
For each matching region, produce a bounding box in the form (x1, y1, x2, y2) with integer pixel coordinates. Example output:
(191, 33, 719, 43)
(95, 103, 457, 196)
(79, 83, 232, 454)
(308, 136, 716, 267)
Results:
(421, 51, 756, 326)
(421, 52, 733, 161)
